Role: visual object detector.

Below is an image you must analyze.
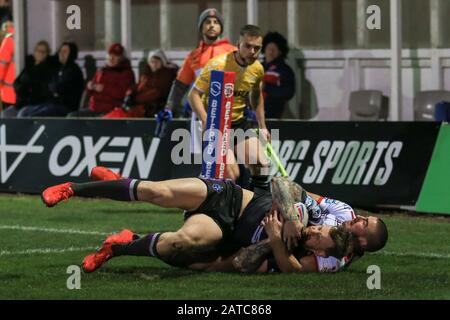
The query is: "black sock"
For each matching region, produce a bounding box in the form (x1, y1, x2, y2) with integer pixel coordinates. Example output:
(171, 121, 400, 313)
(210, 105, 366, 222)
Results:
(235, 164, 251, 189)
(71, 179, 141, 201)
(250, 175, 271, 191)
(111, 232, 161, 257)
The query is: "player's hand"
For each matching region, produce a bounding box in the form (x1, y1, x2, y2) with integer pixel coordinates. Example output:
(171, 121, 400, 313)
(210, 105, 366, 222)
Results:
(259, 128, 271, 143)
(201, 120, 206, 132)
(262, 210, 282, 241)
(155, 109, 173, 138)
(282, 220, 303, 252)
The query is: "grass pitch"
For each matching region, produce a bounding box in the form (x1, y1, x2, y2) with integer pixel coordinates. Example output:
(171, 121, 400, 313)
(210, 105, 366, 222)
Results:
(0, 194, 449, 300)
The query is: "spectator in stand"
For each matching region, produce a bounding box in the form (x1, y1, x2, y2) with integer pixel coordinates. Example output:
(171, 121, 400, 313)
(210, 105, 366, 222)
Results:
(0, 19, 15, 109)
(17, 42, 84, 117)
(0, 0, 11, 30)
(1, 41, 54, 118)
(262, 31, 295, 119)
(69, 43, 135, 117)
(104, 49, 178, 119)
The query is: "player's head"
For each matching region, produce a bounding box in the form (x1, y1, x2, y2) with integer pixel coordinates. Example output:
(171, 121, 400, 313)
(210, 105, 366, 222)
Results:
(236, 24, 263, 66)
(107, 43, 125, 67)
(198, 8, 223, 42)
(262, 31, 289, 63)
(343, 215, 388, 253)
(302, 225, 354, 258)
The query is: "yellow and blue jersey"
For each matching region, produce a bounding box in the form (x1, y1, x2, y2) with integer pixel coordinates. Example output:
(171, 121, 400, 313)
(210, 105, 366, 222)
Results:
(193, 51, 264, 122)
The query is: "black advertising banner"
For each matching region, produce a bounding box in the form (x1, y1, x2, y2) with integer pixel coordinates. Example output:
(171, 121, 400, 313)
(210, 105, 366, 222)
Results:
(268, 121, 441, 206)
(0, 119, 441, 206)
(0, 119, 200, 194)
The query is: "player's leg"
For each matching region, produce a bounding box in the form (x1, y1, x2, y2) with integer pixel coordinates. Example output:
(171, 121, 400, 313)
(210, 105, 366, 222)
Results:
(155, 214, 224, 266)
(83, 214, 223, 272)
(42, 177, 208, 211)
(112, 214, 223, 267)
(225, 148, 240, 181)
(236, 135, 271, 190)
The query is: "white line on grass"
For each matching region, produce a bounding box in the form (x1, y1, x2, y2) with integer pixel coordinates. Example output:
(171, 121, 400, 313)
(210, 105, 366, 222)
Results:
(0, 246, 97, 256)
(0, 225, 109, 236)
(378, 251, 450, 259)
(2, 225, 449, 260)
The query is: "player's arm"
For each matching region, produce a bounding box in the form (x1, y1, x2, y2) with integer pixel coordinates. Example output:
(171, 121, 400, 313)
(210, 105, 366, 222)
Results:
(232, 239, 318, 273)
(271, 177, 304, 251)
(188, 87, 208, 125)
(269, 236, 302, 272)
(254, 81, 267, 129)
(253, 80, 271, 142)
(263, 211, 317, 273)
(165, 53, 194, 116)
(165, 80, 190, 116)
(188, 63, 213, 127)
(232, 239, 272, 273)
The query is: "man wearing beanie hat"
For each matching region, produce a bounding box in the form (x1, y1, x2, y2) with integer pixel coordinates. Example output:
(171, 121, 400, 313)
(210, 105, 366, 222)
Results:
(157, 8, 235, 140)
(197, 8, 224, 40)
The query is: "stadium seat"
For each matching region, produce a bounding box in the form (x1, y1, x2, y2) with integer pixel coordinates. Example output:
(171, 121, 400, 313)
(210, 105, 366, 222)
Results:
(348, 90, 387, 121)
(435, 101, 450, 122)
(413, 90, 450, 121)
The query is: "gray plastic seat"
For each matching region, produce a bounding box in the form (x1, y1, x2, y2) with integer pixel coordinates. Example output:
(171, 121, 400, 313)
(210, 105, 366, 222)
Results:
(413, 90, 450, 121)
(349, 90, 385, 121)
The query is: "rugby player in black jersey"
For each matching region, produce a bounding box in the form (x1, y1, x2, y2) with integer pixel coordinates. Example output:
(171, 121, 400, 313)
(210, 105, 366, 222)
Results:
(42, 175, 354, 273)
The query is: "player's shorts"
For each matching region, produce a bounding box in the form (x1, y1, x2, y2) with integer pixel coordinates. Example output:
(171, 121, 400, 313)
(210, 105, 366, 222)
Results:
(231, 117, 256, 132)
(230, 117, 258, 148)
(184, 178, 243, 243)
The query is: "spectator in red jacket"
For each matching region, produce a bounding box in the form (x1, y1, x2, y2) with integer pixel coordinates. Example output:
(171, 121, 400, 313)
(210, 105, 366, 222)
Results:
(104, 49, 178, 119)
(69, 43, 135, 117)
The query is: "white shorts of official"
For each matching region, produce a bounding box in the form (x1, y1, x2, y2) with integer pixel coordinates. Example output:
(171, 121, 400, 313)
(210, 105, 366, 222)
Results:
(190, 112, 203, 154)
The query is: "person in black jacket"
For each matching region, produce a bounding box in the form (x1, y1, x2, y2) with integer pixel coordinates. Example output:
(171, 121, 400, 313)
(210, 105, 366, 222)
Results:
(1, 40, 54, 118)
(2, 40, 54, 118)
(262, 32, 295, 119)
(17, 42, 84, 117)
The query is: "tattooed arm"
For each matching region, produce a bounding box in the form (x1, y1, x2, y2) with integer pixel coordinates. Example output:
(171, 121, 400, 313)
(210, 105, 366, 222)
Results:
(271, 177, 306, 251)
(232, 239, 319, 273)
(232, 239, 272, 273)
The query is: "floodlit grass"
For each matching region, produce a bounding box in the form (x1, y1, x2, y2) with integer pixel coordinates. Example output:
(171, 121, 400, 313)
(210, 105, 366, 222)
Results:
(0, 194, 449, 300)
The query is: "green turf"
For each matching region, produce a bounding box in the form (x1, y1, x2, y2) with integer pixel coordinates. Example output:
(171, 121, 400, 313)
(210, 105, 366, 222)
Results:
(0, 194, 449, 300)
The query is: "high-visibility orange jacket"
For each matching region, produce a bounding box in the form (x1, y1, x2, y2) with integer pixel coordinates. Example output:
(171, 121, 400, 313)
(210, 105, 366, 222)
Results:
(0, 27, 16, 104)
(177, 39, 236, 86)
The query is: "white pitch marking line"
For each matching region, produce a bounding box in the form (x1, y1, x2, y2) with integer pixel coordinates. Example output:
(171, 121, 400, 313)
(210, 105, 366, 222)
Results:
(376, 251, 450, 259)
(0, 246, 97, 257)
(2, 225, 449, 260)
(0, 225, 110, 236)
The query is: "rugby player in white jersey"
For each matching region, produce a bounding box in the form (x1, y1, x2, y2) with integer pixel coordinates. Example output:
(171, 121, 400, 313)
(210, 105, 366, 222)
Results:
(229, 179, 388, 273)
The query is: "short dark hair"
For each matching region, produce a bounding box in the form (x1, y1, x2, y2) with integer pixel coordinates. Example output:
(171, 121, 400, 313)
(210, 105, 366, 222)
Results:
(327, 226, 355, 259)
(366, 218, 388, 252)
(239, 24, 262, 38)
(262, 31, 289, 59)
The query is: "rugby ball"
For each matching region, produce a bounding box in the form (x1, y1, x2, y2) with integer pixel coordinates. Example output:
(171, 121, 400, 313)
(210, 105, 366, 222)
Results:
(294, 202, 309, 226)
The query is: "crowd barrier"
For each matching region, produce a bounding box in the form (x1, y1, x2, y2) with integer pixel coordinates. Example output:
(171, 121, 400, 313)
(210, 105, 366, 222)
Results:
(0, 118, 446, 214)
